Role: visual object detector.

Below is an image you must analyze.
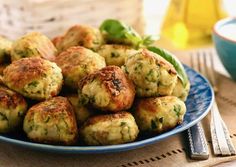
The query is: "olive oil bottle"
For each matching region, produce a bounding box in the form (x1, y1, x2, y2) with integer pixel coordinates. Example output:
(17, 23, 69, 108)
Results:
(160, 0, 227, 49)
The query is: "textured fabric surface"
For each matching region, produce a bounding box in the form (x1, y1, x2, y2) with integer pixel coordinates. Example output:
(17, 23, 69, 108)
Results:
(0, 49, 236, 167)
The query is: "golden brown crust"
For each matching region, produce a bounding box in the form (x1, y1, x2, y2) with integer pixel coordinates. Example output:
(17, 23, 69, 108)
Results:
(142, 49, 176, 75)
(133, 97, 158, 114)
(135, 96, 179, 114)
(11, 32, 56, 62)
(133, 96, 186, 134)
(79, 66, 135, 112)
(57, 25, 103, 52)
(26, 96, 78, 145)
(27, 97, 75, 122)
(80, 111, 139, 145)
(79, 65, 134, 95)
(30, 97, 73, 116)
(0, 85, 27, 133)
(0, 85, 27, 109)
(52, 36, 64, 50)
(81, 111, 130, 127)
(124, 48, 178, 97)
(3, 57, 48, 88)
(56, 46, 89, 73)
(97, 44, 137, 67)
(55, 46, 105, 89)
(67, 25, 94, 46)
(0, 64, 8, 75)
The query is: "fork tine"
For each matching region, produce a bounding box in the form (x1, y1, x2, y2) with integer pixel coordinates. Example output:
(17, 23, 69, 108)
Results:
(190, 52, 198, 72)
(197, 52, 201, 72)
(190, 52, 194, 70)
(209, 51, 218, 92)
(203, 52, 209, 78)
(220, 117, 236, 155)
(197, 51, 208, 77)
(211, 101, 231, 155)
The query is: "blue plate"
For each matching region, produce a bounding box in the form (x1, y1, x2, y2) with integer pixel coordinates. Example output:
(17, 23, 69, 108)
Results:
(0, 65, 214, 154)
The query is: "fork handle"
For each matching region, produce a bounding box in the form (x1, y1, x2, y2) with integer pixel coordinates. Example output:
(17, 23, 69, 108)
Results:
(211, 101, 236, 155)
(187, 123, 209, 160)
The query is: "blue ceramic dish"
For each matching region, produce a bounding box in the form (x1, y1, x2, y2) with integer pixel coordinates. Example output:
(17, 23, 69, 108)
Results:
(213, 17, 236, 80)
(0, 65, 214, 154)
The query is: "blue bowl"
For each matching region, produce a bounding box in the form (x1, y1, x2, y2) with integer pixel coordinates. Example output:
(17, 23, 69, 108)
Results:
(212, 17, 236, 81)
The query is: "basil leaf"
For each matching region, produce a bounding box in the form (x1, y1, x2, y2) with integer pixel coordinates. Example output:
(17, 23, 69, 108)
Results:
(147, 46, 188, 86)
(99, 19, 159, 48)
(100, 19, 145, 48)
(141, 35, 159, 47)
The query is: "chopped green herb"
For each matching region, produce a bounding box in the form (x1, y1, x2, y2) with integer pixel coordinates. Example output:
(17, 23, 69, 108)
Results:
(77, 40, 84, 46)
(145, 69, 157, 82)
(78, 94, 89, 105)
(174, 105, 181, 117)
(159, 117, 164, 123)
(90, 96, 95, 103)
(134, 63, 143, 71)
(111, 52, 120, 58)
(42, 73, 47, 78)
(82, 64, 88, 70)
(44, 129, 48, 135)
(123, 65, 129, 74)
(151, 120, 157, 129)
(28, 81, 39, 87)
(29, 126, 33, 132)
(15, 50, 28, 58)
(93, 40, 100, 45)
(18, 111, 24, 117)
(163, 102, 167, 106)
(44, 117, 50, 123)
(15, 48, 39, 58)
(0, 112, 7, 121)
(62, 118, 69, 129)
(120, 122, 126, 126)
(56, 124, 60, 132)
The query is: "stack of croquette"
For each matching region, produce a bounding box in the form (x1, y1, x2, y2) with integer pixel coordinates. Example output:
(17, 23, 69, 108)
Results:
(0, 23, 189, 146)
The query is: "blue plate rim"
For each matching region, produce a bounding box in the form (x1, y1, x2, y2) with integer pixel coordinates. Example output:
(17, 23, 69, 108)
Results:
(0, 64, 214, 154)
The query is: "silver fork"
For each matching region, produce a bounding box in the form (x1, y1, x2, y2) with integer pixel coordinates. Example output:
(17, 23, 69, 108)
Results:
(186, 52, 209, 160)
(191, 49, 236, 156)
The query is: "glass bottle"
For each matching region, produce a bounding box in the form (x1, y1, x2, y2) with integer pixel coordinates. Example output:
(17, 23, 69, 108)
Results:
(160, 0, 227, 49)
